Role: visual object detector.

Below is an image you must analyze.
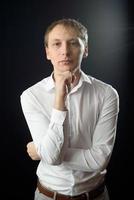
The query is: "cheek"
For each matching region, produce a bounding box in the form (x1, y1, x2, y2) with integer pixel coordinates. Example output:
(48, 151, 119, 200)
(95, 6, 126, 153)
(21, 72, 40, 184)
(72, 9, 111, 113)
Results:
(50, 58, 57, 66)
(75, 49, 84, 59)
(49, 51, 59, 61)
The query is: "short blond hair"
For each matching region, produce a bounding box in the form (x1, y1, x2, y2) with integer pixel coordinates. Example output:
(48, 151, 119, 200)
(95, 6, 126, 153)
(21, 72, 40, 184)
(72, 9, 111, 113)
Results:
(44, 18, 88, 47)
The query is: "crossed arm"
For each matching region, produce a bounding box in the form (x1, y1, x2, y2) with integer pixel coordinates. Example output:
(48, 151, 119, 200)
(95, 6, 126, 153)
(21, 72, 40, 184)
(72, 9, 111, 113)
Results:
(25, 71, 76, 161)
(21, 71, 119, 172)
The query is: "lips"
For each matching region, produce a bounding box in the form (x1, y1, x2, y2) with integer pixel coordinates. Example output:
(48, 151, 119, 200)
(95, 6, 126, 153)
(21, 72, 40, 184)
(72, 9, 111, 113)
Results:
(59, 60, 72, 64)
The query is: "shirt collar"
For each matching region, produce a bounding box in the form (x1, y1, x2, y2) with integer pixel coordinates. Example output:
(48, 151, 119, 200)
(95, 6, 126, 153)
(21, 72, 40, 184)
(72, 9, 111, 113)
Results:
(44, 70, 92, 92)
(80, 70, 92, 84)
(44, 72, 55, 91)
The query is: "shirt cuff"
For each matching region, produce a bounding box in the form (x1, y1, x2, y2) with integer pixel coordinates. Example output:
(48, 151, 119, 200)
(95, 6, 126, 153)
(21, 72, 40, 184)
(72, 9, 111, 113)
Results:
(50, 108, 67, 125)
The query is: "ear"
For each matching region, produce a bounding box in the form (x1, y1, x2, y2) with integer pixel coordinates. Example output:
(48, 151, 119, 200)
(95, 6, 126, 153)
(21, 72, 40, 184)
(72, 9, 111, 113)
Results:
(45, 47, 51, 60)
(83, 46, 88, 58)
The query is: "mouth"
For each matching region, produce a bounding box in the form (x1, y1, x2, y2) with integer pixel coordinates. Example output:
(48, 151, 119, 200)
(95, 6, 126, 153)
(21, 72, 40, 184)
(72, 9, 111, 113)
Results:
(59, 60, 72, 65)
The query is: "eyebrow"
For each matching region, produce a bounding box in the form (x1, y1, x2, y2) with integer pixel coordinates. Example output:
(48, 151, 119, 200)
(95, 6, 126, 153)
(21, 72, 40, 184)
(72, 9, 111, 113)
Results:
(51, 38, 79, 42)
(51, 39, 61, 41)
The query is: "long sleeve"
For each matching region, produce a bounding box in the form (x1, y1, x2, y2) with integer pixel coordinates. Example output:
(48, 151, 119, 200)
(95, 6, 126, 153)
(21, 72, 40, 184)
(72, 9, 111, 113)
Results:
(63, 86, 119, 172)
(20, 90, 67, 165)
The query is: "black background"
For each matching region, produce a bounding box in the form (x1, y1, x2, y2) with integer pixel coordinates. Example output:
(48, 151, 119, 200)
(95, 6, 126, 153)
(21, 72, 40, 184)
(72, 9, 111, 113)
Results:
(1, 0, 133, 199)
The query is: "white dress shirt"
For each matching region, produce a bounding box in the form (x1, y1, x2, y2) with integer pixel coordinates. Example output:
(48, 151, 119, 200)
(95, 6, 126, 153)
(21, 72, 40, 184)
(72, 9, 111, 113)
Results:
(20, 70, 119, 196)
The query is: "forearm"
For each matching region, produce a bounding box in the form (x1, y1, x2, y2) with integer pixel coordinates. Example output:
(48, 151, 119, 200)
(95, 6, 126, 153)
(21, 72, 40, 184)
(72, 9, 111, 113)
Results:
(54, 70, 74, 111)
(21, 93, 67, 165)
(63, 144, 113, 172)
(63, 86, 119, 172)
(38, 124, 64, 165)
(54, 95, 67, 111)
(30, 109, 67, 165)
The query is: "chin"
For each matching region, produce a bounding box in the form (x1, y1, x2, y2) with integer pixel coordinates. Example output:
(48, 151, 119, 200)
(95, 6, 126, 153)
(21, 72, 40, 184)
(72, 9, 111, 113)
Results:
(60, 65, 73, 72)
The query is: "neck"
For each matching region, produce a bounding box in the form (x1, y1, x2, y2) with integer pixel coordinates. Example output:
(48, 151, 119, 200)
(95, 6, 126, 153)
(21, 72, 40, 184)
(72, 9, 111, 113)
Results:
(71, 68, 81, 88)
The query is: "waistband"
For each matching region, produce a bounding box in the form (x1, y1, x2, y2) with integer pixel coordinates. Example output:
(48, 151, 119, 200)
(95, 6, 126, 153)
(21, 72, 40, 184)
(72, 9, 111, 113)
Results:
(37, 180, 105, 200)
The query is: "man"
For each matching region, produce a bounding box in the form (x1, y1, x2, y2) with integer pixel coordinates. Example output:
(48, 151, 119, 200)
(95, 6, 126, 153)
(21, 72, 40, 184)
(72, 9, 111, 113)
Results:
(20, 18, 119, 200)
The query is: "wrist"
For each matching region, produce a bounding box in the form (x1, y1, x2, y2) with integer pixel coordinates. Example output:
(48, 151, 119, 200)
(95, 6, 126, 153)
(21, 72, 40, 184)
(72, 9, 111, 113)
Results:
(54, 96, 67, 111)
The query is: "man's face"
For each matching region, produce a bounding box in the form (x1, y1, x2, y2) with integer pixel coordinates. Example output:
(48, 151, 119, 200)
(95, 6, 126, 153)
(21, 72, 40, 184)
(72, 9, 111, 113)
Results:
(45, 25, 88, 73)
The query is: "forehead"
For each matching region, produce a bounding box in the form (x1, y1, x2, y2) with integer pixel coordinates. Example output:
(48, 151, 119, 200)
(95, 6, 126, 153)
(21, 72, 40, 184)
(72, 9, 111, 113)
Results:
(48, 24, 79, 40)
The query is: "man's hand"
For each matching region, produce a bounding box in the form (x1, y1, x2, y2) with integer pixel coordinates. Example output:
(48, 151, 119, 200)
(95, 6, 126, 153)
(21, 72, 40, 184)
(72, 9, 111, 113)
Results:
(26, 141, 41, 160)
(54, 71, 73, 96)
(54, 70, 78, 111)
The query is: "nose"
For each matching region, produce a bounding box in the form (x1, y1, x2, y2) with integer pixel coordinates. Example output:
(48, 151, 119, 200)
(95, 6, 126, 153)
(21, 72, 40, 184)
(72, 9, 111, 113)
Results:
(60, 42, 70, 56)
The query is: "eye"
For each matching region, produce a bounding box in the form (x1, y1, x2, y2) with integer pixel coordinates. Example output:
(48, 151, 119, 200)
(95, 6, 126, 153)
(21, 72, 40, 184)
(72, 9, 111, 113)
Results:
(70, 40, 79, 47)
(53, 42, 61, 47)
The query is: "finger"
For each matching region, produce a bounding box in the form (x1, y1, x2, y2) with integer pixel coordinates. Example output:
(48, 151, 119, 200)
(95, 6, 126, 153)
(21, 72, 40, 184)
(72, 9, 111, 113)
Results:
(71, 74, 76, 83)
(26, 141, 33, 148)
(66, 83, 71, 93)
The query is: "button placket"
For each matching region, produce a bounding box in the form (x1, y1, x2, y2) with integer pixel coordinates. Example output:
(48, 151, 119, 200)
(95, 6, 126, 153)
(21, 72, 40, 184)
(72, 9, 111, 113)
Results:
(66, 94, 72, 146)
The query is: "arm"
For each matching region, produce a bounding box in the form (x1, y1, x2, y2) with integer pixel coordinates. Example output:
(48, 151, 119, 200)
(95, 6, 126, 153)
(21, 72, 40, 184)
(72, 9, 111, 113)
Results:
(20, 90, 67, 165)
(63, 86, 119, 172)
(21, 71, 73, 164)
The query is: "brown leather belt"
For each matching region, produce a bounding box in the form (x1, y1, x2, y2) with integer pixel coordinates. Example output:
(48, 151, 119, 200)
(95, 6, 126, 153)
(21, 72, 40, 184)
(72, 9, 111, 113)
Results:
(37, 180, 105, 200)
